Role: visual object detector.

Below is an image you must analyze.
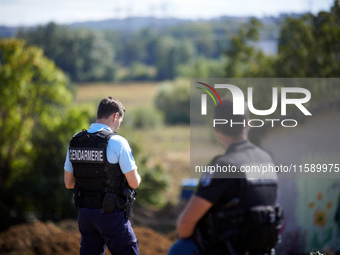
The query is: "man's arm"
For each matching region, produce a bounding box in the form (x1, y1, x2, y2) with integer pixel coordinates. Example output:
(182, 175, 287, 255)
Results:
(64, 170, 76, 189)
(125, 169, 141, 189)
(177, 195, 213, 239)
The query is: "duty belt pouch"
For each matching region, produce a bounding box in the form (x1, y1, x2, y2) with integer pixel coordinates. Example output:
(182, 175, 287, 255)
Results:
(240, 205, 283, 251)
(102, 193, 117, 213)
(73, 188, 81, 208)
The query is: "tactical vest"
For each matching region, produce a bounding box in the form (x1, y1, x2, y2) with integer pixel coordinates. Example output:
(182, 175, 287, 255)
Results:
(69, 129, 129, 210)
(196, 141, 283, 254)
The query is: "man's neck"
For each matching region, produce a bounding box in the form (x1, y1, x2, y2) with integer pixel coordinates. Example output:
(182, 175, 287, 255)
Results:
(217, 132, 247, 151)
(96, 118, 110, 127)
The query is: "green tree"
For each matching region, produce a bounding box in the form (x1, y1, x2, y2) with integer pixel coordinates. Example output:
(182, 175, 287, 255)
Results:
(155, 37, 196, 80)
(118, 36, 147, 66)
(155, 79, 190, 124)
(0, 39, 92, 229)
(224, 18, 276, 78)
(122, 61, 156, 81)
(17, 22, 117, 82)
(177, 56, 226, 78)
(276, 0, 340, 77)
(276, 15, 315, 77)
(167, 21, 221, 58)
(140, 28, 158, 66)
(222, 1, 340, 79)
(0, 39, 71, 186)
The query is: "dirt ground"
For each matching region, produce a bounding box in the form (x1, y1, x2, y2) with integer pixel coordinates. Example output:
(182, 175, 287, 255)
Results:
(0, 219, 177, 255)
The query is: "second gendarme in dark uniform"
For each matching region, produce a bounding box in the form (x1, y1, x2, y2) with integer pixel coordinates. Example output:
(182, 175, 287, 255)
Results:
(194, 139, 282, 255)
(168, 97, 283, 255)
(64, 97, 141, 255)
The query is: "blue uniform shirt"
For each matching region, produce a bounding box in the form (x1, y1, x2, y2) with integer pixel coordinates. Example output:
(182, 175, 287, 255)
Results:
(64, 123, 137, 174)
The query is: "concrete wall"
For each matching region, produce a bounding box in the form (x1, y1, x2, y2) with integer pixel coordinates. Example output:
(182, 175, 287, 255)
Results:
(259, 109, 340, 254)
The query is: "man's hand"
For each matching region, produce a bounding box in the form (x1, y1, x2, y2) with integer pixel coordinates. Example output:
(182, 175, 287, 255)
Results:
(177, 195, 213, 239)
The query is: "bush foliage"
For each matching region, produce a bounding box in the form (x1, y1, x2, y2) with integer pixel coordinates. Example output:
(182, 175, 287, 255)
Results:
(154, 79, 190, 125)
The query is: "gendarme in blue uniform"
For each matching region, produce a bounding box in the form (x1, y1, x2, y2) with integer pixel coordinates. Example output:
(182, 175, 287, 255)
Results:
(64, 123, 139, 255)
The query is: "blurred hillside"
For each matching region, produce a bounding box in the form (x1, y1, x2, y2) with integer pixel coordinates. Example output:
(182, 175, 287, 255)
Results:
(0, 15, 283, 82)
(2, 2, 339, 84)
(0, 15, 285, 36)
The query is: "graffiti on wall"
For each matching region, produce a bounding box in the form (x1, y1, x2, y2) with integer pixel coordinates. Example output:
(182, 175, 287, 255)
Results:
(298, 179, 340, 253)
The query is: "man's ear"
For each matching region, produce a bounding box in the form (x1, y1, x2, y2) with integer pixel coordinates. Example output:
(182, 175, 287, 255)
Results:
(112, 112, 119, 122)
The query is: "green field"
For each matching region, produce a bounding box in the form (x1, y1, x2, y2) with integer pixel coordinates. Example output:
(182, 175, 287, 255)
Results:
(75, 82, 191, 203)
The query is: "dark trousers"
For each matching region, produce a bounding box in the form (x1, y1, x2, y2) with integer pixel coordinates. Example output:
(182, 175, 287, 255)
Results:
(78, 208, 139, 255)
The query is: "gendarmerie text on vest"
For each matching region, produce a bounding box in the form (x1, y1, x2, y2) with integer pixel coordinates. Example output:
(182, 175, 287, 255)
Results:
(69, 148, 104, 162)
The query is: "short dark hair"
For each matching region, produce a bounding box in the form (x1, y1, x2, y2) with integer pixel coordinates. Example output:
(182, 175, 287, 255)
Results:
(97, 97, 125, 119)
(213, 97, 249, 137)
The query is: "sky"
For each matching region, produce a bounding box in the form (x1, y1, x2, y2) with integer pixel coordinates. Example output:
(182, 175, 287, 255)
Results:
(0, 0, 335, 27)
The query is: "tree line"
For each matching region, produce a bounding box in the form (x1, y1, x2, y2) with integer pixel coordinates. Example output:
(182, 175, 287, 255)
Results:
(12, 0, 340, 83)
(156, 0, 340, 125)
(13, 16, 277, 82)
(223, 1, 340, 78)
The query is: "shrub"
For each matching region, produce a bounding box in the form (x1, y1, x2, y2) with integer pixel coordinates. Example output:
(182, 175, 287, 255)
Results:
(135, 162, 169, 208)
(154, 79, 190, 125)
(117, 128, 169, 208)
(124, 106, 164, 129)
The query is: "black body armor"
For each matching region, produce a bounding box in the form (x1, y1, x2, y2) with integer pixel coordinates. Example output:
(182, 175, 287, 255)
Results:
(195, 141, 283, 254)
(69, 129, 132, 213)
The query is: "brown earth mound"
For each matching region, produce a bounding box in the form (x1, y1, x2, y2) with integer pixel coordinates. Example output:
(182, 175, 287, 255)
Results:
(0, 220, 174, 255)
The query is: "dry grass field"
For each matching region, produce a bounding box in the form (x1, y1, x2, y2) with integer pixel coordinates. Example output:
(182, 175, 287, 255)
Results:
(75, 82, 159, 110)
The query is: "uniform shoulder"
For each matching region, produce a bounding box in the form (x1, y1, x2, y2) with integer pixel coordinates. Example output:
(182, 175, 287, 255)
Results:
(252, 144, 273, 161)
(73, 129, 87, 138)
(109, 134, 130, 147)
(209, 154, 226, 165)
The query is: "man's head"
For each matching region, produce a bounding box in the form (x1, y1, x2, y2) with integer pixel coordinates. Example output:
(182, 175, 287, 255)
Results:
(213, 97, 249, 139)
(97, 97, 125, 131)
(97, 97, 125, 119)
